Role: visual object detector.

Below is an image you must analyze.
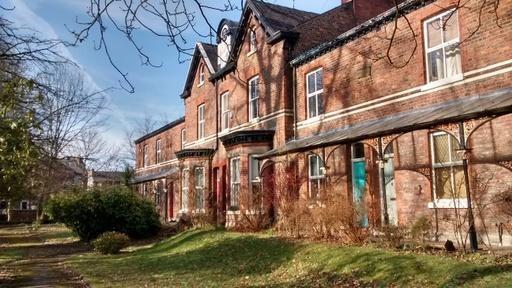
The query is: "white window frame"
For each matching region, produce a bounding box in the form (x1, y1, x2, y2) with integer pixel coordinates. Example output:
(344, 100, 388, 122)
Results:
(248, 76, 259, 121)
(198, 104, 205, 139)
(306, 68, 324, 118)
(198, 64, 205, 86)
(249, 29, 257, 53)
(20, 200, 29, 210)
(143, 145, 149, 167)
(156, 139, 162, 164)
(194, 167, 205, 211)
(429, 132, 468, 209)
(423, 9, 462, 89)
(308, 154, 325, 200)
(230, 157, 241, 208)
(181, 129, 186, 149)
(181, 168, 189, 211)
(221, 92, 230, 131)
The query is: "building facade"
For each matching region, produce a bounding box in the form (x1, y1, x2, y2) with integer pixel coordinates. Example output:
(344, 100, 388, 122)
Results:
(134, 0, 512, 245)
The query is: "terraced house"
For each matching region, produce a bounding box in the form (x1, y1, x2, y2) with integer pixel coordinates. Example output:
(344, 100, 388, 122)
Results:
(134, 0, 512, 246)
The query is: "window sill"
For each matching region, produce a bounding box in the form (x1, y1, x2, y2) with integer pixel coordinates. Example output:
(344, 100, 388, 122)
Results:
(197, 82, 204, 88)
(247, 50, 256, 57)
(227, 210, 241, 215)
(421, 74, 463, 91)
(428, 199, 468, 209)
(248, 117, 260, 124)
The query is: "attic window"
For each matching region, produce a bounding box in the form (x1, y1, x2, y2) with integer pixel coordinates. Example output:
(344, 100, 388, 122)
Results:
(199, 64, 205, 85)
(221, 27, 230, 41)
(249, 29, 257, 53)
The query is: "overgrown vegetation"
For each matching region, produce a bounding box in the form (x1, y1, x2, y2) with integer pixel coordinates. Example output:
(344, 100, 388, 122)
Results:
(45, 186, 160, 241)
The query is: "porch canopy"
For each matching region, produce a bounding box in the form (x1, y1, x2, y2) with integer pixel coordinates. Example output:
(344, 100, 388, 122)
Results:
(259, 87, 512, 159)
(132, 167, 178, 184)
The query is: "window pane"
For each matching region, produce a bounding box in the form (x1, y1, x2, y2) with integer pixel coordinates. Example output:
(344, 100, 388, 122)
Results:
(453, 167, 467, 198)
(353, 143, 365, 159)
(308, 96, 317, 118)
(250, 99, 258, 119)
(434, 167, 451, 199)
(316, 69, 323, 90)
(427, 49, 445, 82)
(443, 13, 459, 42)
(250, 157, 260, 181)
(427, 19, 442, 48)
(310, 179, 320, 199)
(445, 44, 461, 77)
(309, 156, 316, 176)
(433, 134, 450, 164)
(317, 92, 324, 115)
(307, 73, 315, 94)
(450, 136, 462, 162)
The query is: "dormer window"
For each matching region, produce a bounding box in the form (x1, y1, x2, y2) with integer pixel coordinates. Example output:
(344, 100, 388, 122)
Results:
(198, 64, 205, 86)
(221, 27, 230, 41)
(218, 25, 232, 69)
(249, 29, 257, 53)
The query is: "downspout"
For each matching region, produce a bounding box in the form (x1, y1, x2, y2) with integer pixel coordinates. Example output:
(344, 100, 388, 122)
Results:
(210, 79, 220, 225)
(378, 137, 389, 225)
(459, 121, 478, 252)
(292, 65, 297, 140)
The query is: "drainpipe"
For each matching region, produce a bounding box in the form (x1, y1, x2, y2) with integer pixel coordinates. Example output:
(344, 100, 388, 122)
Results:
(378, 137, 389, 225)
(211, 79, 220, 225)
(292, 65, 297, 140)
(459, 121, 478, 252)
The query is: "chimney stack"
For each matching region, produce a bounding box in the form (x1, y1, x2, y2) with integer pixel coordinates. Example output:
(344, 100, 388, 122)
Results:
(341, 0, 353, 4)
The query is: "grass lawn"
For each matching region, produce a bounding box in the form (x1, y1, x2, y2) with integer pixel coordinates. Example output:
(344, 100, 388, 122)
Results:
(67, 229, 512, 287)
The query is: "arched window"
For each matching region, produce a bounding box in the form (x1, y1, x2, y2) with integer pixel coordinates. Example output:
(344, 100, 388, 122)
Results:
(249, 29, 257, 53)
(198, 64, 205, 85)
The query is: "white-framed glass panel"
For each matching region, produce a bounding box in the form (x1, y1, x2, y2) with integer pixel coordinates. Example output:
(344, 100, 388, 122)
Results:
(221, 92, 230, 131)
(156, 139, 162, 163)
(248, 76, 259, 121)
(306, 68, 324, 118)
(182, 169, 189, 210)
(230, 157, 241, 208)
(199, 64, 205, 85)
(143, 145, 149, 167)
(430, 132, 467, 204)
(249, 29, 257, 52)
(308, 154, 325, 200)
(181, 129, 186, 149)
(249, 155, 261, 206)
(194, 167, 205, 210)
(20, 200, 29, 210)
(424, 10, 461, 84)
(198, 104, 205, 139)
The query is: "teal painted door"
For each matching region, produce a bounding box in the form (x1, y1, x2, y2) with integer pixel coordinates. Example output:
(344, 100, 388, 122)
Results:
(352, 160, 368, 228)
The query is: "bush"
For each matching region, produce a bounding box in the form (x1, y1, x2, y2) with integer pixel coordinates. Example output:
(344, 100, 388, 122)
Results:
(410, 215, 432, 246)
(45, 186, 161, 241)
(93, 231, 130, 254)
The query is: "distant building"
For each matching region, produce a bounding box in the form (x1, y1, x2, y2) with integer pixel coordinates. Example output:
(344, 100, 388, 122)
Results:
(87, 170, 124, 188)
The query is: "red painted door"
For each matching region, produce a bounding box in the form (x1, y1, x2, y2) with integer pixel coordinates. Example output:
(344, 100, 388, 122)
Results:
(167, 181, 173, 221)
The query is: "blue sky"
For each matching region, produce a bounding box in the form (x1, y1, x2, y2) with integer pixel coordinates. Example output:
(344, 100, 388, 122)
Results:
(4, 0, 339, 148)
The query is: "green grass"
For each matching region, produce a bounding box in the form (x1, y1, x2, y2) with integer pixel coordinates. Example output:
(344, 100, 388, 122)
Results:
(67, 229, 512, 287)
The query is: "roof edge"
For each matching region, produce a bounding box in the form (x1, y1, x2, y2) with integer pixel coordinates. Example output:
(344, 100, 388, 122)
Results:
(134, 117, 185, 144)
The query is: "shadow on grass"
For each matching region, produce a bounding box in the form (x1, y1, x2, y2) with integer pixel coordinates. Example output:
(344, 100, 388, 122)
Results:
(73, 229, 297, 283)
(441, 264, 512, 287)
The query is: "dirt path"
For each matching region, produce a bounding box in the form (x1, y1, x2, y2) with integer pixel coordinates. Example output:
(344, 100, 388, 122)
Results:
(0, 225, 90, 287)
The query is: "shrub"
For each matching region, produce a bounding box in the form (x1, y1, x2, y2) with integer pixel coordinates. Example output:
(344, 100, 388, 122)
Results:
(410, 215, 432, 246)
(93, 231, 130, 254)
(45, 186, 161, 241)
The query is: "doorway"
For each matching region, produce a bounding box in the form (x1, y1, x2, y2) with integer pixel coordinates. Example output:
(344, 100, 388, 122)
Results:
(352, 143, 368, 228)
(383, 145, 397, 226)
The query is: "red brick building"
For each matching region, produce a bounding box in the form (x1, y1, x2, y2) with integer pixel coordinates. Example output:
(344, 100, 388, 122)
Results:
(135, 0, 512, 246)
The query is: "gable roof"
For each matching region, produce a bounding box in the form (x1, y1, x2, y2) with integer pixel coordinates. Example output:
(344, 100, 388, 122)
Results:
(181, 42, 218, 98)
(134, 117, 185, 144)
(211, 0, 318, 80)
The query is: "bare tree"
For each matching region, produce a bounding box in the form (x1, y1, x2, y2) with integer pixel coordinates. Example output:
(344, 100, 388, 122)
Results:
(71, 127, 124, 171)
(65, 0, 242, 92)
